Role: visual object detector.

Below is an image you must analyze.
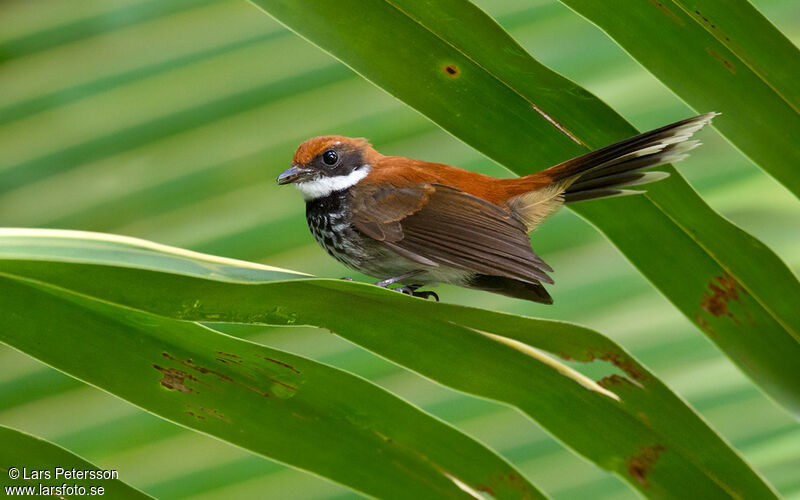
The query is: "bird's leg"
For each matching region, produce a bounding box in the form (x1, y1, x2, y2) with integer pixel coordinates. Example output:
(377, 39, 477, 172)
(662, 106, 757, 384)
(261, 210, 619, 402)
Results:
(391, 284, 440, 302)
(375, 272, 439, 301)
(412, 289, 439, 302)
(373, 270, 424, 288)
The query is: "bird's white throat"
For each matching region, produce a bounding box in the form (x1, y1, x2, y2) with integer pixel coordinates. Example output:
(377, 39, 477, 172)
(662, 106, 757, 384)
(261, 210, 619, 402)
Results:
(295, 166, 370, 200)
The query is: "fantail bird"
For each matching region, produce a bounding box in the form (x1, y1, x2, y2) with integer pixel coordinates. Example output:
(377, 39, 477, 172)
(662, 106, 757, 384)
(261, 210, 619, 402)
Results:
(278, 113, 716, 303)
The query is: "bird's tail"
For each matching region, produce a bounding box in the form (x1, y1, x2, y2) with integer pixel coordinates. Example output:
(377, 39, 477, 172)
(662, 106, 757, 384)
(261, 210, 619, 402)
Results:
(502, 112, 717, 231)
(547, 112, 718, 203)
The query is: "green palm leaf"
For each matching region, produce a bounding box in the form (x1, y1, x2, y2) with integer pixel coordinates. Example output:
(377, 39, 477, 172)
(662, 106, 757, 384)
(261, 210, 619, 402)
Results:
(0, 229, 778, 498)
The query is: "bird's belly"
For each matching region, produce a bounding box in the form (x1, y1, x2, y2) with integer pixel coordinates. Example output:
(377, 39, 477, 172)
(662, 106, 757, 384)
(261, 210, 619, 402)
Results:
(349, 242, 473, 286)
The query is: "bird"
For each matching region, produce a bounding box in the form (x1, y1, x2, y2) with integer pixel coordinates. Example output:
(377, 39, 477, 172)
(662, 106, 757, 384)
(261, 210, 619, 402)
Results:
(277, 113, 717, 304)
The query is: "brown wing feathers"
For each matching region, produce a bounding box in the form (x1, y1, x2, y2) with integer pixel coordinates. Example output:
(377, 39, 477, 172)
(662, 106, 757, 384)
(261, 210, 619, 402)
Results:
(352, 184, 553, 285)
(350, 184, 434, 241)
(398, 186, 553, 284)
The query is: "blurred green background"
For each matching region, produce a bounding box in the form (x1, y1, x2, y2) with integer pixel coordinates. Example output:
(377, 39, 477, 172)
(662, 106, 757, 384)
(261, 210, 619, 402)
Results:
(1, 0, 798, 498)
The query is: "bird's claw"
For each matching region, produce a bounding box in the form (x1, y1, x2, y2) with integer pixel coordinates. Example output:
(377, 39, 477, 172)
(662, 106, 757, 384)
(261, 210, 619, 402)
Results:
(393, 286, 439, 302)
(350, 278, 437, 300)
(413, 290, 439, 302)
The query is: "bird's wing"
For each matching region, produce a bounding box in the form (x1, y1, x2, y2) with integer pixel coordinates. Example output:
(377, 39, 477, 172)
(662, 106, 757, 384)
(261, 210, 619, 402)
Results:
(351, 183, 553, 284)
(349, 182, 435, 242)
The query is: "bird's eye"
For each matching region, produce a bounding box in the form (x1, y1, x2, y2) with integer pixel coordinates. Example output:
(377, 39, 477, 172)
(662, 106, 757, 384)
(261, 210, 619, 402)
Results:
(321, 149, 339, 166)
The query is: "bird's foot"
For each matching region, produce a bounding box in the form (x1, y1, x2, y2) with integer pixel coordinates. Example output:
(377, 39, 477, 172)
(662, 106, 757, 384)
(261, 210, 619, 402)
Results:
(393, 285, 439, 302)
(339, 277, 354, 281)
(412, 290, 439, 302)
(373, 272, 437, 301)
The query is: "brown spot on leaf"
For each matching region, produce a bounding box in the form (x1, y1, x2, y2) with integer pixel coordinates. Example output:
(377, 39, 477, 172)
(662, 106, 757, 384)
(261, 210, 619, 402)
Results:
(695, 11, 713, 26)
(443, 64, 460, 77)
(706, 48, 735, 73)
(269, 378, 298, 391)
(695, 314, 716, 337)
(374, 429, 393, 443)
(563, 350, 647, 387)
(649, 0, 685, 25)
(153, 365, 194, 393)
(481, 473, 532, 497)
(476, 484, 495, 496)
(599, 374, 635, 388)
(695, 10, 731, 41)
(200, 408, 227, 421)
(599, 352, 647, 382)
(187, 403, 230, 422)
(215, 356, 243, 365)
(628, 445, 665, 487)
(216, 351, 240, 358)
(161, 352, 272, 398)
(700, 273, 746, 323)
(505, 473, 529, 493)
(264, 357, 301, 374)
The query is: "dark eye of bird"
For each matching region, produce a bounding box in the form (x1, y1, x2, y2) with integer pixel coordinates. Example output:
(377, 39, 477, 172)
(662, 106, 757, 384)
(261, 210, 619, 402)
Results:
(321, 149, 339, 167)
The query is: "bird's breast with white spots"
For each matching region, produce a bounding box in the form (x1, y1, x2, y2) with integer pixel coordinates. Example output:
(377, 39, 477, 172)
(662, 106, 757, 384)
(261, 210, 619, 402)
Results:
(305, 191, 366, 268)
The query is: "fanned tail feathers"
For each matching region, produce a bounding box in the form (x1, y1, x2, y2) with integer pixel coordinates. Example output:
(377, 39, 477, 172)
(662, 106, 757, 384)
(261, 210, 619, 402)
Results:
(506, 112, 717, 230)
(556, 112, 717, 203)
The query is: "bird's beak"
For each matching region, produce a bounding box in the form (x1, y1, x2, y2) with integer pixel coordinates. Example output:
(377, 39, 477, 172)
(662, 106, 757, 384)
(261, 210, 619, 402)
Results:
(277, 165, 313, 185)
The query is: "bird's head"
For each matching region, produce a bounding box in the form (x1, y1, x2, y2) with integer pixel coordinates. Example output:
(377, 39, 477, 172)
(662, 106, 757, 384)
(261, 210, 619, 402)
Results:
(278, 136, 377, 200)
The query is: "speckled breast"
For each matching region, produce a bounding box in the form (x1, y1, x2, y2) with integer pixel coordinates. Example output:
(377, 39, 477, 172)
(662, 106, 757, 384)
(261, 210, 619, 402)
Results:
(305, 190, 366, 269)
